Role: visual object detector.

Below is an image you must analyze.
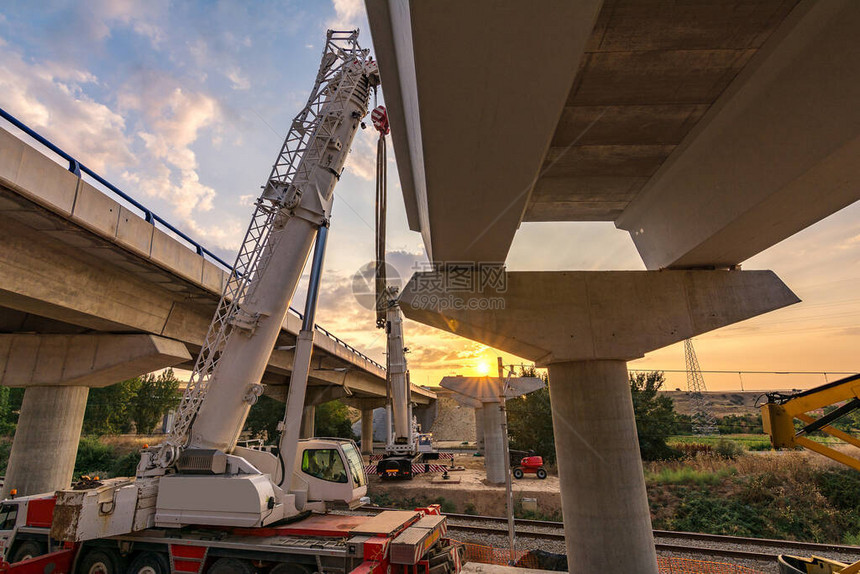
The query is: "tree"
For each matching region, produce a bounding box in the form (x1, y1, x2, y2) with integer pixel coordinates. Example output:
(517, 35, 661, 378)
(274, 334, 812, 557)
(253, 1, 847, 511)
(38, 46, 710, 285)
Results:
(506, 368, 557, 463)
(83, 369, 182, 436)
(629, 371, 679, 460)
(315, 401, 356, 439)
(128, 369, 181, 434)
(83, 380, 139, 435)
(244, 395, 285, 443)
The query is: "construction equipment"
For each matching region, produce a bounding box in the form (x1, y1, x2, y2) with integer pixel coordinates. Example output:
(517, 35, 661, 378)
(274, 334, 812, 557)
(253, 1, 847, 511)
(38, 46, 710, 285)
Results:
(0, 30, 464, 574)
(761, 373, 860, 573)
(761, 373, 860, 471)
(368, 106, 450, 480)
(511, 454, 547, 480)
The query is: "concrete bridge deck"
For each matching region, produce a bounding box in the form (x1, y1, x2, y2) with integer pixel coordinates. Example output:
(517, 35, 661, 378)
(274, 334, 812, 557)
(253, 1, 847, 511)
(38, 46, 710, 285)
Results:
(0, 121, 434, 404)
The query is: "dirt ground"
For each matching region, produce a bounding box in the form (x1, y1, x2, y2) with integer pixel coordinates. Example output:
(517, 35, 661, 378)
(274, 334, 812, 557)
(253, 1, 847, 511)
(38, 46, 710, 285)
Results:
(366, 453, 561, 517)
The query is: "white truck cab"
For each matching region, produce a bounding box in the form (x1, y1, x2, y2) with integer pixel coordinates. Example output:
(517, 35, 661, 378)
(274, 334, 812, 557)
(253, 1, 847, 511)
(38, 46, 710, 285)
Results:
(0, 494, 54, 563)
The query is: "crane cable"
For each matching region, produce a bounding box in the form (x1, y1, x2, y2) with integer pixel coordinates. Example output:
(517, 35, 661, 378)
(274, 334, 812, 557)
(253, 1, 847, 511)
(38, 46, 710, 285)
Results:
(371, 100, 390, 408)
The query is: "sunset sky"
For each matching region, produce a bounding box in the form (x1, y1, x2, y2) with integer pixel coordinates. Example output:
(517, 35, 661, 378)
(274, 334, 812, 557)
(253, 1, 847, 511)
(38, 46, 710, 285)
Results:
(1, 1, 857, 393)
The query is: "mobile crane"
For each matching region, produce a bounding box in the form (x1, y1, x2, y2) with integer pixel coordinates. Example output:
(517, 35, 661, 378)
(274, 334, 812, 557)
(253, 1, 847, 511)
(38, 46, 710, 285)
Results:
(760, 373, 860, 574)
(365, 107, 449, 480)
(0, 30, 462, 574)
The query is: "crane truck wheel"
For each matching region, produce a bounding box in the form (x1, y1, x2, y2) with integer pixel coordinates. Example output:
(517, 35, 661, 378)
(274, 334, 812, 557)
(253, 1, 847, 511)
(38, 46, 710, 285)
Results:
(79, 548, 122, 574)
(208, 558, 259, 574)
(10, 539, 46, 562)
(270, 563, 312, 574)
(127, 551, 170, 574)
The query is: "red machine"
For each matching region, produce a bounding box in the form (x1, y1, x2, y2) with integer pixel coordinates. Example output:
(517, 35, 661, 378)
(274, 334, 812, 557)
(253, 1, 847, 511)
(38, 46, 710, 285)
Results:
(512, 455, 547, 480)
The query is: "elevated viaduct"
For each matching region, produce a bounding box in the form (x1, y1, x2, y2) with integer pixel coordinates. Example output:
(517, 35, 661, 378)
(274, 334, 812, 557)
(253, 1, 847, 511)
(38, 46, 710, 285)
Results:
(366, 1, 860, 572)
(0, 117, 433, 496)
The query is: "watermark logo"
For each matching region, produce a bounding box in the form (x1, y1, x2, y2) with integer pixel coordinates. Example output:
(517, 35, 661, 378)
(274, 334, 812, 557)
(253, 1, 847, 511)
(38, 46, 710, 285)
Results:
(408, 262, 507, 312)
(351, 260, 402, 311)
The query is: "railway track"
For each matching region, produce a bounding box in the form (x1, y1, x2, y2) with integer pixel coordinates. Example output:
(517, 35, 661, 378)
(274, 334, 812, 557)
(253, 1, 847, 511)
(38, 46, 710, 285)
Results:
(357, 506, 860, 564)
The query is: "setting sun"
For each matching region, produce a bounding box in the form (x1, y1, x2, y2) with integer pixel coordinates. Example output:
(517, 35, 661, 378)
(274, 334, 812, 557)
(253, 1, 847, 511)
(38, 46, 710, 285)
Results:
(476, 362, 491, 376)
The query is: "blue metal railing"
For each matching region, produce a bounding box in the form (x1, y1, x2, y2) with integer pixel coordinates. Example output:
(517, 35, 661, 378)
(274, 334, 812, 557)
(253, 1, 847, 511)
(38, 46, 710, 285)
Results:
(0, 107, 385, 372)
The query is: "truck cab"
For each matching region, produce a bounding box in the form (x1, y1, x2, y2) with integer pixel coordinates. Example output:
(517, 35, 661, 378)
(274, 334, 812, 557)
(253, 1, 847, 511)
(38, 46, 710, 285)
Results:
(293, 438, 367, 508)
(0, 495, 55, 564)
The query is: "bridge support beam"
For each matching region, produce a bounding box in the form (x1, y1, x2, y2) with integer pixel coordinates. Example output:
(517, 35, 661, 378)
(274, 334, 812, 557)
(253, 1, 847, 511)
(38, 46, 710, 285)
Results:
(401, 269, 798, 574)
(548, 360, 655, 572)
(481, 402, 505, 484)
(300, 405, 315, 439)
(361, 408, 374, 455)
(0, 334, 190, 497)
(474, 406, 485, 455)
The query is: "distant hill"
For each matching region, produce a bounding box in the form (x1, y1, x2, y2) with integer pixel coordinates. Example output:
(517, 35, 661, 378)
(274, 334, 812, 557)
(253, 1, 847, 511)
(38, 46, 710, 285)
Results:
(660, 391, 764, 417)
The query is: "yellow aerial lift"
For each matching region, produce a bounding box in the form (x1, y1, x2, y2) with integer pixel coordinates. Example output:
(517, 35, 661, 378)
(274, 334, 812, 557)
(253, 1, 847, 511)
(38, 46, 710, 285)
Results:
(760, 373, 860, 573)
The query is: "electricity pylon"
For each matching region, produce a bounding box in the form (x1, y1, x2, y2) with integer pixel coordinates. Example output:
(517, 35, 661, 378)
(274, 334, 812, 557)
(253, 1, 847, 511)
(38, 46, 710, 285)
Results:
(684, 338, 718, 435)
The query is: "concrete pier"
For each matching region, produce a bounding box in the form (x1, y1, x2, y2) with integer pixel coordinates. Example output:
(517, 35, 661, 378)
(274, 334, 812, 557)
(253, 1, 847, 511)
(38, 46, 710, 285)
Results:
(301, 405, 316, 439)
(404, 269, 799, 573)
(474, 406, 485, 454)
(440, 376, 544, 484)
(548, 360, 657, 573)
(0, 334, 191, 497)
(481, 403, 505, 484)
(361, 408, 374, 454)
(3, 386, 89, 497)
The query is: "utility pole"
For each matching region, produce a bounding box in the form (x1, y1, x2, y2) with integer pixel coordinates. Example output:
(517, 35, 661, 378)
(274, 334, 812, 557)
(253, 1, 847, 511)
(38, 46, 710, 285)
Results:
(684, 339, 718, 435)
(498, 357, 516, 564)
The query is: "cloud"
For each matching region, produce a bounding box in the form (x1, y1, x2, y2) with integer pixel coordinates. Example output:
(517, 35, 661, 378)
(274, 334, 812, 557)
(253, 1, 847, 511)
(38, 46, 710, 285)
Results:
(226, 67, 251, 91)
(117, 72, 223, 219)
(343, 127, 378, 181)
(329, 0, 364, 29)
(0, 45, 134, 173)
(77, 0, 167, 46)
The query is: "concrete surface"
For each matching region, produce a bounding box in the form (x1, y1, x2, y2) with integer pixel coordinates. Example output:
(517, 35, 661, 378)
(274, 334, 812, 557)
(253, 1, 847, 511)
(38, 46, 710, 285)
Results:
(548, 360, 657, 574)
(2, 386, 89, 497)
(401, 270, 799, 365)
(361, 408, 374, 455)
(367, 0, 860, 269)
(440, 376, 544, 484)
(301, 405, 315, 439)
(481, 402, 505, 485)
(0, 334, 190, 387)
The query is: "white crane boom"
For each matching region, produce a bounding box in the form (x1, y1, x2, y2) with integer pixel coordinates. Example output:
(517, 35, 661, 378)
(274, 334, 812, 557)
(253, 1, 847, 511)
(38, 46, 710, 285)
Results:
(157, 30, 378, 466)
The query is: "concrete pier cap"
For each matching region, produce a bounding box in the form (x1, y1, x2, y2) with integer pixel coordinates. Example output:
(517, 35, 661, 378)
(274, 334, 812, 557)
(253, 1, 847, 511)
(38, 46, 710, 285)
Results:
(0, 334, 191, 498)
(441, 376, 544, 484)
(400, 269, 799, 365)
(402, 269, 798, 573)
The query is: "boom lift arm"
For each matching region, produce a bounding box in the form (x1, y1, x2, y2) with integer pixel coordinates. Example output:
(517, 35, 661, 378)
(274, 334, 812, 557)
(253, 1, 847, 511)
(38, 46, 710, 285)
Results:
(761, 373, 860, 471)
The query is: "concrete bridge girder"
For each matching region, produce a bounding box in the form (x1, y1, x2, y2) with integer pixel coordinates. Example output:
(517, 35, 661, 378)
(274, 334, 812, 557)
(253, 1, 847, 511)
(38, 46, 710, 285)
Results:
(402, 268, 799, 573)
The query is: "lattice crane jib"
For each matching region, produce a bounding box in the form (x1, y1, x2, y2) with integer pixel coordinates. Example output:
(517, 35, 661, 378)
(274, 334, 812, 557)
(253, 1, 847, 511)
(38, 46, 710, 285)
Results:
(160, 30, 378, 466)
(684, 338, 718, 435)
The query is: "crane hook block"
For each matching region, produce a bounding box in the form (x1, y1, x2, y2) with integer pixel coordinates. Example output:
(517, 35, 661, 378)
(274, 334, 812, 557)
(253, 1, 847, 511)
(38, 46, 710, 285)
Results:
(371, 105, 389, 135)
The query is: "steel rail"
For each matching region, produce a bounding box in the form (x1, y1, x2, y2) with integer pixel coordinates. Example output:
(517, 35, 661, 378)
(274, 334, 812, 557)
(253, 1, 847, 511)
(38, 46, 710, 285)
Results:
(360, 506, 860, 558)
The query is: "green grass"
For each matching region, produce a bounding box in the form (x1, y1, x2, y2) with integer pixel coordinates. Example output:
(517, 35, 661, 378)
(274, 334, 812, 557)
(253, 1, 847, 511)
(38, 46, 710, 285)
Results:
(669, 433, 843, 449)
(647, 466, 736, 486)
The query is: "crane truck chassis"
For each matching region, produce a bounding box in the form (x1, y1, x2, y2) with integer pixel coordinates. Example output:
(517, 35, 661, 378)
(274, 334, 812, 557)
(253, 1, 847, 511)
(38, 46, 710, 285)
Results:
(0, 491, 462, 574)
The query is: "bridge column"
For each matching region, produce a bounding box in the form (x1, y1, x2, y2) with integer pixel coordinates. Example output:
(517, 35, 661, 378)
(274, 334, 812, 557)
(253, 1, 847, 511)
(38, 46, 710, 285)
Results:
(361, 408, 374, 455)
(481, 401, 505, 484)
(0, 334, 190, 497)
(401, 269, 799, 574)
(474, 406, 485, 454)
(300, 405, 315, 439)
(548, 360, 655, 572)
